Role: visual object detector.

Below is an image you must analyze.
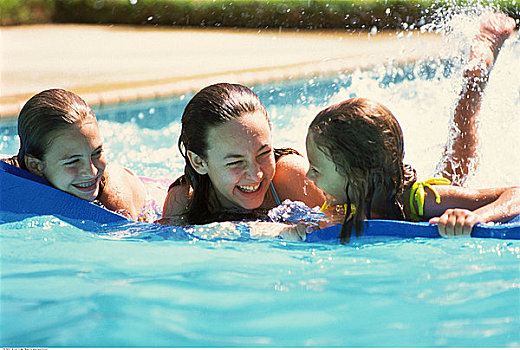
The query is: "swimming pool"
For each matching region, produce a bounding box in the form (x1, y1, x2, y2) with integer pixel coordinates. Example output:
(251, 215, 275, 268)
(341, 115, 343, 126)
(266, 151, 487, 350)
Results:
(1, 23, 520, 347)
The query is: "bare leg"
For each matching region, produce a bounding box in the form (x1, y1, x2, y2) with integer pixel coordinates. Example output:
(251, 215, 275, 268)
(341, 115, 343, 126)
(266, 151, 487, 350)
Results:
(437, 13, 516, 186)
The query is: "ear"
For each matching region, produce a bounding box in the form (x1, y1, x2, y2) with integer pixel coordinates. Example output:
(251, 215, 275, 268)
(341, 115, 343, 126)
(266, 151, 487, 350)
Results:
(25, 154, 44, 177)
(187, 150, 208, 175)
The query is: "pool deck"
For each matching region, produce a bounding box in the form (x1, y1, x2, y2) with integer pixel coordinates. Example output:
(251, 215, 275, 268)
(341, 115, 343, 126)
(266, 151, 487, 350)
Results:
(0, 24, 446, 118)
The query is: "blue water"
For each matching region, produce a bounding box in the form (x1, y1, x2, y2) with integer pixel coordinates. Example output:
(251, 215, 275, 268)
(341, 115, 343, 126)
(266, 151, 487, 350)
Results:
(2, 215, 519, 347)
(1, 16, 520, 347)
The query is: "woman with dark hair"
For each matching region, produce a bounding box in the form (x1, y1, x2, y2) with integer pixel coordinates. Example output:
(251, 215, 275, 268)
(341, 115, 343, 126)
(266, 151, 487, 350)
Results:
(2, 88, 164, 221)
(161, 82, 326, 227)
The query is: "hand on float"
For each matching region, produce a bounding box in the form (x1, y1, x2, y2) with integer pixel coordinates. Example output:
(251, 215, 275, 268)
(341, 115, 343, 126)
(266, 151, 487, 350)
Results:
(429, 208, 483, 237)
(278, 223, 319, 241)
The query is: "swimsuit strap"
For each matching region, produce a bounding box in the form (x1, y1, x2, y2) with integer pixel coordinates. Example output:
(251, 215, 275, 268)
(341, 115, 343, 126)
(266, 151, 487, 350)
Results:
(409, 177, 450, 221)
(274, 147, 301, 161)
(269, 182, 281, 206)
(269, 147, 301, 207)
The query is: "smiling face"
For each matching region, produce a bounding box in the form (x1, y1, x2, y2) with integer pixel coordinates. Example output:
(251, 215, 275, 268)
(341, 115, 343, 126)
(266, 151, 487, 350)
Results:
(305, 132, 349, 206)
(191, 111, 275, 210)
(27, 118, 107, 201)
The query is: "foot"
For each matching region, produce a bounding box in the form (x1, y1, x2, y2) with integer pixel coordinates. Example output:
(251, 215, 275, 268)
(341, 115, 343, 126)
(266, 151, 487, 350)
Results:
(470, 13, 516, 69)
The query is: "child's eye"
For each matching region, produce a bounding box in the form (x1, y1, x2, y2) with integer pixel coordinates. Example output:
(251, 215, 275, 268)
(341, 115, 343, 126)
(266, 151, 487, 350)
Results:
(258, 149, 272, 158)
(63, 159, 79, 166)
(226, 160, 243, 167)
(93, 148, 103, 158)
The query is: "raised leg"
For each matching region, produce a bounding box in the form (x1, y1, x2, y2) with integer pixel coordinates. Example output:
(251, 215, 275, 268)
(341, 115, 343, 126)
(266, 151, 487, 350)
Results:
(437, 13, 516, 186)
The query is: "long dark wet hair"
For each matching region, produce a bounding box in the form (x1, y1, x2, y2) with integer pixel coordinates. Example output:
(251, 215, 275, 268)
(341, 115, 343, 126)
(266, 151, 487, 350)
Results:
(308, 97, 417, 243)
(175, 82, 270, 224)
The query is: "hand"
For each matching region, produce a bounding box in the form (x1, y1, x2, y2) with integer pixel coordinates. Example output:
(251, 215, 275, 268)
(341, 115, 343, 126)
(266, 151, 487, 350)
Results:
(278, 223, 319, 241)
(245, 222, 313, 241)
(429, 208, 483, 237)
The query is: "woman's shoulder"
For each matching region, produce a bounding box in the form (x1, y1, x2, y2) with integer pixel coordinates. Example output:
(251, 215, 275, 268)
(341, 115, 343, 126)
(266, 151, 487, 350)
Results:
(273, 151, 307, 181)
(104, 163, 145, 191)
(163, 181, 191, 217)
(272, 151, 326, 208)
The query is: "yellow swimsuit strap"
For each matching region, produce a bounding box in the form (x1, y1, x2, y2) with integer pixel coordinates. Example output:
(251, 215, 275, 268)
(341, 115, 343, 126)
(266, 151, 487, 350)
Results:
(409, 177, 450, 221)
(320, 201, 356, 214)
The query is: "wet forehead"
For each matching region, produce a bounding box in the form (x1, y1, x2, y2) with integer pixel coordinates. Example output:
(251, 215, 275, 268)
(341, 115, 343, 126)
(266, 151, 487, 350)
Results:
(306, 133, 325, 165)
(206, 112, 272, 158)
(45, 120, 103, 159)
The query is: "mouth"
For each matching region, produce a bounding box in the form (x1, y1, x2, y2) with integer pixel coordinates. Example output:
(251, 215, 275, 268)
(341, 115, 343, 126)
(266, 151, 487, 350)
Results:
(237, 182, 262, 194)
(72, 177, 99, 193)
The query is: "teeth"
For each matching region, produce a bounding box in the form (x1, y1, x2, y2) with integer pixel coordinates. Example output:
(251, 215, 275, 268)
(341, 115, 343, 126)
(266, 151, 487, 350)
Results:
(75, 179, 97, 188)
(238, 184, 260, 193)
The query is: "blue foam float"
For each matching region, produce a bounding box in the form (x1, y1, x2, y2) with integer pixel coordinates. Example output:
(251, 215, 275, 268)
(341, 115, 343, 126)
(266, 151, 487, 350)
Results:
(0, 161, 128, 225)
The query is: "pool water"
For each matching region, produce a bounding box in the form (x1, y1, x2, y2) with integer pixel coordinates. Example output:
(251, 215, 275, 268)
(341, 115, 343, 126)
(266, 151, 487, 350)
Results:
(1, 14, 520, 347)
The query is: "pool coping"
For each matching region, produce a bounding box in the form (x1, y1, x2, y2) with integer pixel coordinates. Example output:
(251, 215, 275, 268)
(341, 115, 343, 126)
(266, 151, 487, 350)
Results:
(0, 24, 447, 118)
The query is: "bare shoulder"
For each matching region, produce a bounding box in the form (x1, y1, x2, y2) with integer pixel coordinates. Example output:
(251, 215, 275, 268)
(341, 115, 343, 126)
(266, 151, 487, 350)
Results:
(275, 152, 307, 174)
(273, 153, 325, 208)
(100, 164, 147, 218)
(105, 164, 145, 195)
(162, 183, 191, 218)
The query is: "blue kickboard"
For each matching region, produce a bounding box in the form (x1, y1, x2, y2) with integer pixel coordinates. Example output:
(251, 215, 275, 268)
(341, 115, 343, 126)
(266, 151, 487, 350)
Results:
(1, 161, 519, 240)
(305, 216, 520, 242)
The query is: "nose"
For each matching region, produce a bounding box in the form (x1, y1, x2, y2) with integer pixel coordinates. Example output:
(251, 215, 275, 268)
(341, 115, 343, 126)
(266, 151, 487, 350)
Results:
(80, 159, 98, 176)
(306, 169, 315, 182)
(246, 161, 263, 181)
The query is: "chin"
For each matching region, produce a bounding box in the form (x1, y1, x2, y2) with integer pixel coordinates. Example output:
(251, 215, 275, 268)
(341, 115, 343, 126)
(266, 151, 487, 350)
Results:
(242, 202, 263, 210)
(73, 188, 98, 202)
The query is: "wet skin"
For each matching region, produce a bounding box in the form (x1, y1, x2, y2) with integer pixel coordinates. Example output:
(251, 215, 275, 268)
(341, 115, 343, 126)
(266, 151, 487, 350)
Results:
(189, 111, 276, 210)
(305, 132, 349, 206)
(27, 118, 107, 201)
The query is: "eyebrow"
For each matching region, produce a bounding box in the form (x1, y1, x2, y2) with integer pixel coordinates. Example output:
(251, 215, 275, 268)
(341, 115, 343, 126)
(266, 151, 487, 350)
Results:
(222, 144, 271, 160)
(58, 146, 103, 161)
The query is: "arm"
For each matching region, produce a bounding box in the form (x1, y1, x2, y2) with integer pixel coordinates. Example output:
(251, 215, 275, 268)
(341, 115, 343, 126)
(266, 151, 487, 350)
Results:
(418, 185, 520, 237)
(272, 153, 326, 208)
(436, 13, 516, 186)
(196, 221, 312, 241)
